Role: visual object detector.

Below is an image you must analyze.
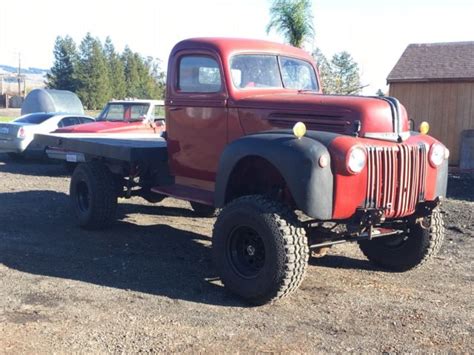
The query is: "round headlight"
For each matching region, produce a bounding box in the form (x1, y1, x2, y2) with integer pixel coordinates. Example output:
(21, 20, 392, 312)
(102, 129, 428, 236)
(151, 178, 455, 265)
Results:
(347, 146, 366, 174)
(429, 144, 445, 167)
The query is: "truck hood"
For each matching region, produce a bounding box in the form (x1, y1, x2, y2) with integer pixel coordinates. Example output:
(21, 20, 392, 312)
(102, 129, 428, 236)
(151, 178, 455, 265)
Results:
(233, 93, 409, 140)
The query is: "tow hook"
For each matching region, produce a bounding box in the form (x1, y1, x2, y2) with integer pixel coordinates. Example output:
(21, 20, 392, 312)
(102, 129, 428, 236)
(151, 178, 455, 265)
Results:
(415, 197, 441, 218)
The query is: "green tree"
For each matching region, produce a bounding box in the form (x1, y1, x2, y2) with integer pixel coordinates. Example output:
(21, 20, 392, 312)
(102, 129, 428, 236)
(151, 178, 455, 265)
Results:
(104, 36, 126, 100)
(312, 47, 333, 94)
(45, 35, 78, 91)
(121, 49, 165, 99)
(376, 89, 385, 96)
(330, 51, 362, 95)
(266, 0, 315, 48)
(122, 46, 141, 98)
(312, 49, 363, 94)
(76, 33, 111, 109)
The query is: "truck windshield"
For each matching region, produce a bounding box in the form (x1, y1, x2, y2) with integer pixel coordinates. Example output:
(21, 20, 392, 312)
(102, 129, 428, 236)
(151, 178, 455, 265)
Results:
(230, 55, 318, 91)
(98, 103, 150, 121)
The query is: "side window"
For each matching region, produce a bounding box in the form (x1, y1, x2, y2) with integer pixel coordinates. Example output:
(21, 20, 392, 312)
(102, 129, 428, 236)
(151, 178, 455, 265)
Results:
(58, 117, 79, 127)
(178, 55, 222, 93)
(79, 117, 94, 124)
(130, 105, 149, 119)
(153, 105, 165, 119)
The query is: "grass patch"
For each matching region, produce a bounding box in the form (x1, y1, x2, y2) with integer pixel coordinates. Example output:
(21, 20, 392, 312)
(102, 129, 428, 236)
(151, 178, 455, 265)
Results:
(0, 117, 12, 122)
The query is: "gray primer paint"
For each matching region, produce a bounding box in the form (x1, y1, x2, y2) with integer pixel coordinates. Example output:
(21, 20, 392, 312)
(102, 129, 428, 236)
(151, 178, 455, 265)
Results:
(21, 89, 84, 115)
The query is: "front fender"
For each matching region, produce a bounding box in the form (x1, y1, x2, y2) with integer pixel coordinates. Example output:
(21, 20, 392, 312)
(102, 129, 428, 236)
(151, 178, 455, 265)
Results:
(215, 131, 337, 220)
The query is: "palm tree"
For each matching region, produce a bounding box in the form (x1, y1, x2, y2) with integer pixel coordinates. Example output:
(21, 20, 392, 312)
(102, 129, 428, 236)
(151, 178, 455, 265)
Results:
(266, 0, 315, 48)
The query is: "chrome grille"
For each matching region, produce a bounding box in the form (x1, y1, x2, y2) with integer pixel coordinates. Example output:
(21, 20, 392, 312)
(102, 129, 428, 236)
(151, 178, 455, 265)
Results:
(365, 144, 427, 218)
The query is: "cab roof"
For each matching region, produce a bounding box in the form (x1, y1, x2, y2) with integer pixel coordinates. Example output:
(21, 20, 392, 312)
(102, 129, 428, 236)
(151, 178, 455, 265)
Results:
(171, 37, 314, 61)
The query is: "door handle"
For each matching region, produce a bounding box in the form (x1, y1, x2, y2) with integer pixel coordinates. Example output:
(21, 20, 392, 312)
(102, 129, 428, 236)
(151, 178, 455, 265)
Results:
(169, 107, 183, 111)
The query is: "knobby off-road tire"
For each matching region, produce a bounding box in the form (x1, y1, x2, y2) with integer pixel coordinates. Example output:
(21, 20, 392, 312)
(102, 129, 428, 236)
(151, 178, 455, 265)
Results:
(359, 208, 444, 271)
(212, 195, 309, 305)
(190, 201, 218, 217)
(70, 161, 118, 229)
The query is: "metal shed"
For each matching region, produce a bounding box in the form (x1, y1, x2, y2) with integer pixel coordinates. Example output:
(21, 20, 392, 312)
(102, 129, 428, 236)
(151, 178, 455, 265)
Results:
(21, 89, 84, 115)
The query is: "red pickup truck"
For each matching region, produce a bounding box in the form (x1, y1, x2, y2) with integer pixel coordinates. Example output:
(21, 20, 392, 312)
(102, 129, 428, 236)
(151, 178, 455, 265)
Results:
(45, 99, 165, 163)
(37, 38, 449, 305)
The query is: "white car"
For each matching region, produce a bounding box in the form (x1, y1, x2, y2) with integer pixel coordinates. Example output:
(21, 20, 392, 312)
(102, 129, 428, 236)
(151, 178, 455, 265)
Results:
(0, 113, 94, 158)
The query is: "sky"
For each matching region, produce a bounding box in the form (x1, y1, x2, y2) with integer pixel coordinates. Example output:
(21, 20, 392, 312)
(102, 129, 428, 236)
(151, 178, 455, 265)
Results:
(0, 0, 473, 94)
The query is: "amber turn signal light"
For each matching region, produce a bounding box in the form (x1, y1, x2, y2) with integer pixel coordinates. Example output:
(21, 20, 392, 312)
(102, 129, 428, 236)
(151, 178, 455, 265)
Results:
(293, 122, 306, 139)
(419, 121, 430, 135)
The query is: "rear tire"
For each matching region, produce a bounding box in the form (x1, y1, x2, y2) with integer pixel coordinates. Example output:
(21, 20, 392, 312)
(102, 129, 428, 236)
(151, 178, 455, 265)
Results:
(70, 161, 118, 229)
(359, 208, 444, 271)
(212, 195, 309, 305)
(64, 162, 77, 174)
(141, 190, 166, 204)
(190, 201, 217, 217)
(7, 152, 24, 160)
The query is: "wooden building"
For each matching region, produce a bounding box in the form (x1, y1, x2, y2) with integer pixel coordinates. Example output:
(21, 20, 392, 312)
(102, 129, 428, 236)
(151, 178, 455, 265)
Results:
(387, 41, 474, 165)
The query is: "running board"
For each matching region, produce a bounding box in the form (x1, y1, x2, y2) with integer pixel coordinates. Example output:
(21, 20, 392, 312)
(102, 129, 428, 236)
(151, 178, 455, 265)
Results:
(151, 184, 214, 206)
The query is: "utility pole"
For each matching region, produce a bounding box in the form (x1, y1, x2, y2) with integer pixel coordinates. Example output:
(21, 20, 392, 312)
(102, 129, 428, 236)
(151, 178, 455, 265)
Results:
(17, 52, 21, 96)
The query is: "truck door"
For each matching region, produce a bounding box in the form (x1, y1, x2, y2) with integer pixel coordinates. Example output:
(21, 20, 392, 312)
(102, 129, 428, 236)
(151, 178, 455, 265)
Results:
(167, 52, 228, 184)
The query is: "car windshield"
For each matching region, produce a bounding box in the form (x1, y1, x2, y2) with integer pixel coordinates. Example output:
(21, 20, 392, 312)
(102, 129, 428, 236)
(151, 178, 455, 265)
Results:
(14, 113, 55, 124)
(98, 103, 150, 121)
(230, 54, 318, 91)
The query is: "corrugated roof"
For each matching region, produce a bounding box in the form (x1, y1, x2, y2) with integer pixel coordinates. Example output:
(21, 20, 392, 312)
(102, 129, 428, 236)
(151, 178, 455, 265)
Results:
(387, 41, 474, 83)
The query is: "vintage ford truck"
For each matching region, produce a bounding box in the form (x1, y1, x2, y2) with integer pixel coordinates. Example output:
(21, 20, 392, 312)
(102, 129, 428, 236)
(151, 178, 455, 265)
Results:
(37, 38, 449, 305)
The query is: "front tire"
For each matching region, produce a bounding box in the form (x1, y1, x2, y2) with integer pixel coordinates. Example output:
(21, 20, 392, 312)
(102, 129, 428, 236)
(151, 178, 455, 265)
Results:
(359, 208, 444, 271)
(212, 195, 309, 305)
(70, 161, 118, 229)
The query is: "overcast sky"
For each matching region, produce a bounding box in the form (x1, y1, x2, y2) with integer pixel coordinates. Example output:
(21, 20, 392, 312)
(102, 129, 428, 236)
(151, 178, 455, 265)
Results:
(0, 0, 473, 94)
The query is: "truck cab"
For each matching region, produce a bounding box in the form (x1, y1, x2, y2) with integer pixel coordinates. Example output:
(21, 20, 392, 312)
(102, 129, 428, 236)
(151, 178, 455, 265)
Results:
(38, 38, 449, 305)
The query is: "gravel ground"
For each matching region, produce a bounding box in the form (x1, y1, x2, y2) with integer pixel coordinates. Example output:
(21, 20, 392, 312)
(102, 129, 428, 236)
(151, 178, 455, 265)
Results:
(0, 154, 472, 353)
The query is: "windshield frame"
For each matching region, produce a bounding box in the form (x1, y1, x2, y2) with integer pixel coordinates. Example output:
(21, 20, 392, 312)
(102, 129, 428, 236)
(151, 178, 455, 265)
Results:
(229, 53, 319, 92)
(97, 103, 151, 122)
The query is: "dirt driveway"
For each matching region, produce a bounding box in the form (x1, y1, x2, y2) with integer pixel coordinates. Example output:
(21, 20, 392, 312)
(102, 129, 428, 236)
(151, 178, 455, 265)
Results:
(0, 155, 472, 353)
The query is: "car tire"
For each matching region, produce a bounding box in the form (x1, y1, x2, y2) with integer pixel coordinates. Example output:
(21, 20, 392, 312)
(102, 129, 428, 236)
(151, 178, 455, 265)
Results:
(358, 208, 444, 271)
(64, 162, 78, 174)
(190, 201, 218, 217)
(212, 195, 309, 305)
(7, 152, 24, 160)
(70, 161, 118, 229)
(141, 190, 166, 204)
